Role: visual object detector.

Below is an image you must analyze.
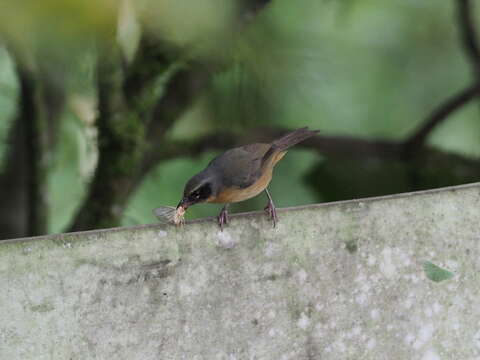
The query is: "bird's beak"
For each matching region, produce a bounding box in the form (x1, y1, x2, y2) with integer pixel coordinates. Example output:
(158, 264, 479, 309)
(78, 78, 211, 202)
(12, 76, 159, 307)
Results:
(177, 197, 190, 210)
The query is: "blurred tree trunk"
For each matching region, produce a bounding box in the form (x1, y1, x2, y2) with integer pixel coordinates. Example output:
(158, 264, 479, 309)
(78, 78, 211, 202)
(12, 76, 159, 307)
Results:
(0, 49, 64, 239)
(0, 107, 28, 238)
(68, 35, 210, 231)
(69, 43, 148, 231)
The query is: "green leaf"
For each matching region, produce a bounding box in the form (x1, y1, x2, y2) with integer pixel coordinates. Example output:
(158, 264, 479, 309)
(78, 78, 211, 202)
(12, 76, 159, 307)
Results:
(423, 261, 454, 283)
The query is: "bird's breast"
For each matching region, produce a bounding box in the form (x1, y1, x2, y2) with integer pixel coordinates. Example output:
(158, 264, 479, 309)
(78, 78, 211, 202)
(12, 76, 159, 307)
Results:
(209, 170, 273, 203)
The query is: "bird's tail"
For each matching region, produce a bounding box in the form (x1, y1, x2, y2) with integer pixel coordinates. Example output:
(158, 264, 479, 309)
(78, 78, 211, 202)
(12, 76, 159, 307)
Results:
(271, 127, 319, 151)
(261, 127, 319, 165)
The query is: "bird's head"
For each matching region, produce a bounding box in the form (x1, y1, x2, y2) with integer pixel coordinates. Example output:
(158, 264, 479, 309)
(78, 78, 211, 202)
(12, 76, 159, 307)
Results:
(177, 171, 214, 210)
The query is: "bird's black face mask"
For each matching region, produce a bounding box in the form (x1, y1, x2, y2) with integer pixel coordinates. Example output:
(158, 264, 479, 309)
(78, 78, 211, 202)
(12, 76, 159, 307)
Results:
(177, 183, 212, 209)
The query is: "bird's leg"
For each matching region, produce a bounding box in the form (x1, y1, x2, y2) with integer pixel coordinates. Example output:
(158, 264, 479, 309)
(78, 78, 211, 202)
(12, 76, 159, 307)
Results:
(264, 188, 278, 227)
(217, 204, 229, 231)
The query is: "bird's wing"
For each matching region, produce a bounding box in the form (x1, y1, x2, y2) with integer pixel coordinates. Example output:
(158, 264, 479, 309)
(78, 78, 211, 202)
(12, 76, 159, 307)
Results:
(209, 143, 271, 189)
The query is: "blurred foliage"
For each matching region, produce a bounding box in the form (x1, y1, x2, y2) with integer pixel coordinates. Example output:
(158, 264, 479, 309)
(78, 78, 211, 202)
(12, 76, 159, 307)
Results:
(0, 0, 479, 234)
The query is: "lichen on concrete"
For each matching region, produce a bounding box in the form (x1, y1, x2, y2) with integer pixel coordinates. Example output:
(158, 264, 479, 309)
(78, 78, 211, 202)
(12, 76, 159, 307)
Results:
(1, 183, 480, 359)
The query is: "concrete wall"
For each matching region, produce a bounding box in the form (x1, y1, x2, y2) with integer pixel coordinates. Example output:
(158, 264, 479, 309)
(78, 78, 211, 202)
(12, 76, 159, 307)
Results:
(1, 183, 480, 359)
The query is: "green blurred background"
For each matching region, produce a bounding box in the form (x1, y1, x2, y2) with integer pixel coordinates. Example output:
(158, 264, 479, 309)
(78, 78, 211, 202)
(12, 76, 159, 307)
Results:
(1, 0, 479, 236)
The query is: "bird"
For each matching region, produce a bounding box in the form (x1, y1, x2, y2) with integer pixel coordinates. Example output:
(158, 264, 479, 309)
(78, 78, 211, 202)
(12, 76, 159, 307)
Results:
(176, 127, 319, 229)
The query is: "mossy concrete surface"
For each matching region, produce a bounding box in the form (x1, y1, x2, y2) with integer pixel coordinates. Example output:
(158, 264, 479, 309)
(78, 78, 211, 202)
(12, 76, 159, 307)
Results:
(2, 183, 480, 359)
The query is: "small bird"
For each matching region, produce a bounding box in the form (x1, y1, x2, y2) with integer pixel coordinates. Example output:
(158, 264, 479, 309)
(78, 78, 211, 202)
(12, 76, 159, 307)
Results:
(176, 127, 319, 229)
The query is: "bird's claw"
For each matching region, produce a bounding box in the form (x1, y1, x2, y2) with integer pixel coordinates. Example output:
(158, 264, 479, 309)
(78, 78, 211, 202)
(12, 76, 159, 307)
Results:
(264, 200, 278, 227)
(217, 206, 229, 231)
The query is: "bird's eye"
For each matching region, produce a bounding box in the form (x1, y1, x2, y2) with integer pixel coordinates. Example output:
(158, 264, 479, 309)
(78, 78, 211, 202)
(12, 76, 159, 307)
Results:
(188, 184, 211, 203)
(190, 191, 200, 200)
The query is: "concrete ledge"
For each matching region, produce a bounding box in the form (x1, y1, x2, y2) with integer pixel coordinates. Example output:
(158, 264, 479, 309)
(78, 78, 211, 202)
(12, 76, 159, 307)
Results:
(2, 183, 480, 359)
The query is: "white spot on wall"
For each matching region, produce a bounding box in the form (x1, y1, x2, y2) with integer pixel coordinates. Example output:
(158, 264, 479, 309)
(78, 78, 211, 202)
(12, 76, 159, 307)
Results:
(405, 333, 415, 345)
(432, 302, 442, 314)
(410, 274, 420, 284)
(296, 269, 308, 284)
(450, 319, 460, 331)
(179, 265, 208, 296)
(404, 298, 413, 309)
(446, 259, 458, 270)
(452, 294, 465, 308)
(250, 219, 261, 230)
(355, 293, 368, 306)
(413, 323, 435, 349)
(314, 323, 324, 338)
(422, 349, 440, 360)
(366, 338, 376, 349)
(335, 340, 346, 353)
(215, 230, 237, 249)
(370, 309, 380, 320)
(355, 274, 366, 283)
(215, 353, 237, 360)
(367, 255, 376, 266)
(473, 329, 480, 349)
(23, 247, 32, 253)
(447, 283, 457, 292)
(361, 283, 371, 294)
(264, 242, 278, 257)
(157, 230, 167, 238)
(424, 307, 433, 318)
(352, 326, 361, 337)
(380, 247, 396, 278)
(297, 312, 310, 330)
(420, 324, 435, 342)
(398, 251, 411, 266)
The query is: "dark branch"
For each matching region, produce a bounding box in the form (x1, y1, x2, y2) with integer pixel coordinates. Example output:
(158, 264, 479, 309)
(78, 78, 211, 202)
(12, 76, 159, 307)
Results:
(456, 0, 480, 80)
(402, 83, 479, 155)
(401, 0, 480, 157)
(146, 64, 211, 143)
(140, 127, 480, 189)
(140, 128, 404, 174)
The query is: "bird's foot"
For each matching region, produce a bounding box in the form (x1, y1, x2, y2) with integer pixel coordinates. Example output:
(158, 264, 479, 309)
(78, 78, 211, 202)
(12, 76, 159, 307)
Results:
(217, 206, 229, 231)
(264, 199, 278, 227)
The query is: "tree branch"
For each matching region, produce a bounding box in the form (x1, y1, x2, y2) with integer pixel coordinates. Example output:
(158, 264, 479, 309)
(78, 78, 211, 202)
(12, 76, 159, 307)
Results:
(140, 128, 403, 173)
(402, 83, 479, 155)
(401, 0, 480, 157)
(140, 127, 480, 187)
(456, 0, 480, 80)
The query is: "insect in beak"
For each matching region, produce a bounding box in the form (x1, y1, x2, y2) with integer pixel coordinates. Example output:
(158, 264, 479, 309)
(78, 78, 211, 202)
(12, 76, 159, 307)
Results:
(153, 206, 186, 225)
